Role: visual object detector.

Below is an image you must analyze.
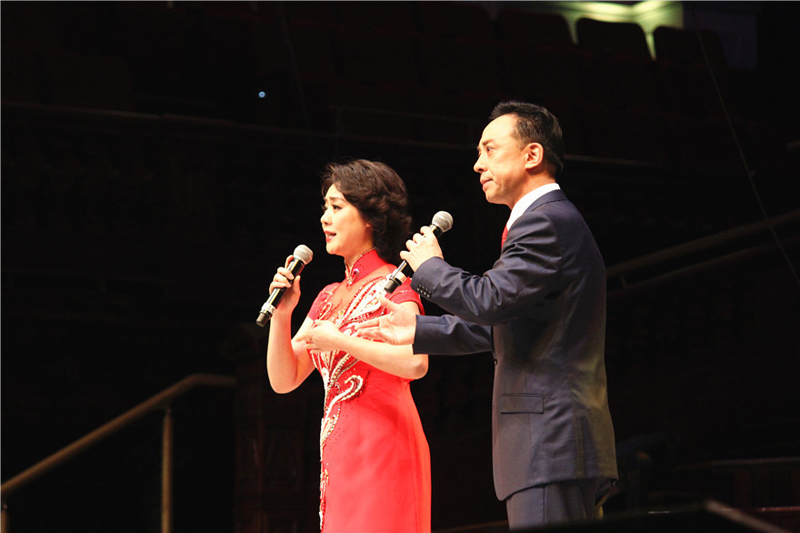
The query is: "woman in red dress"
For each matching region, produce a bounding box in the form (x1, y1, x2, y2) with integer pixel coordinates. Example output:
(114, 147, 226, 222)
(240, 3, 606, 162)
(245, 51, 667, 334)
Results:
(266, 160, 431, 532)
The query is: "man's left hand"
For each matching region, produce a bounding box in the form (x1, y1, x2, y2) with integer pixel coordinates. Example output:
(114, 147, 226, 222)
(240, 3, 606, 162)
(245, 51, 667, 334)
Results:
(401, 225, 443, 271)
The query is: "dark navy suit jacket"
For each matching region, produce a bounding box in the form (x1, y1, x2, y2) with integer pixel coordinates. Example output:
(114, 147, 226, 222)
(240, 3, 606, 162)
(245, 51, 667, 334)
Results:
(411, 190, 618, 500)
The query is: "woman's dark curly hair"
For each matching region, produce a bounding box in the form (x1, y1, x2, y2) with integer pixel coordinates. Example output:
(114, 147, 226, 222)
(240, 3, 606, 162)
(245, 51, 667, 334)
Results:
(321, 159, 412, 264)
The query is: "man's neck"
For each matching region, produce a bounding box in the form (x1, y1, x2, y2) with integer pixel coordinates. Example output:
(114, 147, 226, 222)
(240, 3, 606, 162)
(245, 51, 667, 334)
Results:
(509, 176, 557, 210)
(507, 182, 561, 228)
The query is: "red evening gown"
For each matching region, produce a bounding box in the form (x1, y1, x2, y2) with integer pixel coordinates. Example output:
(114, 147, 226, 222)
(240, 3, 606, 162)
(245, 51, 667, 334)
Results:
(307, 250, 431, 533)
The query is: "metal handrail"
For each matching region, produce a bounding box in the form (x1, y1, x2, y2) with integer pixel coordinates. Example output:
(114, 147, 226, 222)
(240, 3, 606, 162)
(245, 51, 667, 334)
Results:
(608, 210, 800, 278)
(1, 373, 236, 532)
(607, 210, 800, 296)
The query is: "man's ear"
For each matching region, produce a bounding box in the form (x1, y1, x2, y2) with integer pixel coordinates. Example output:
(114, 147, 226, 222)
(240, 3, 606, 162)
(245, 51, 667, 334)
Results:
(524, 143, 545, 170)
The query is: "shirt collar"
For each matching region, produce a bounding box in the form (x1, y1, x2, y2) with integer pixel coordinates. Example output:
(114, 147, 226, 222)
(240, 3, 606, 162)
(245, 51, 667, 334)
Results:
(506, 183, 561, 230)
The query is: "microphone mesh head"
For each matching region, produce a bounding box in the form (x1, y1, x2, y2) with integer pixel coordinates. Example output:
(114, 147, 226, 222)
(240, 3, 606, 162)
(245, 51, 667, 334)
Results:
(293, 244, 313, 264)
(432, 211, 454, 233)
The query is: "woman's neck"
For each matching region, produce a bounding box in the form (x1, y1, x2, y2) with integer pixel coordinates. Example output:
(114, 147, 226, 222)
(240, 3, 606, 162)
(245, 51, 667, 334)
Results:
(344, 244, 377, 270)
(343, 247, 380, 288)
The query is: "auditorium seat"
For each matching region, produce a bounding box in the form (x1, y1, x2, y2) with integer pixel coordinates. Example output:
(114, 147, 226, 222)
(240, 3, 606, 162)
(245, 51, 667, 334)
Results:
(576, 18, 658, 112)
(0, 1, 60, 52)
(411, 88, 494, 145)
(658, 62, 750, 127)
(548, 102, 587, 158)
(654, 26, 728, 68)
(169, 13, 258, 117)
(41, 47, 135, 112)
(495, 8, 575, 51)
(1, 2, 60, 105)
(255, 17, 340, 129)
(1, 46, 44, 104)
(657, 63, 721, 119)
(498, 43, 586, 108)
(327, 80, 415, 141)
(276, 1, 338, 29)
(116, 5, 190, 101)
(582, 53, 659, 110)
(281, 20, 339, 84)
(665, 114, 744, 171)
(581, 105, 667, 164)
(743, 120, 796, 177)
(416, 34, 503, 97)
(48, 2, 125, 58)
(335, 1, 417, 35)
(577, 17, 652, 59)
(416, 1, 494, 41)
(249, 13, 289, 78)
(333, 27, 420, 89)
(178, 1, 256, 17)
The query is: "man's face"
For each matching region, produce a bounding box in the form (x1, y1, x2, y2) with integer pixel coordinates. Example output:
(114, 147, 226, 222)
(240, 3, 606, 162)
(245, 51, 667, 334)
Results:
(473, 114, 531, 209)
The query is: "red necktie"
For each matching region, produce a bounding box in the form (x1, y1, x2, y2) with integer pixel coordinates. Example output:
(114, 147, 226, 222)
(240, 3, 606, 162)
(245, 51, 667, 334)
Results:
(501, 226, 508, 248)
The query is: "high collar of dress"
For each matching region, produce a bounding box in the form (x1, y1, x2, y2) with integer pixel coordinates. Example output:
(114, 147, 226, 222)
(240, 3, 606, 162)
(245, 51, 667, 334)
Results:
(344, 248, 382, 287)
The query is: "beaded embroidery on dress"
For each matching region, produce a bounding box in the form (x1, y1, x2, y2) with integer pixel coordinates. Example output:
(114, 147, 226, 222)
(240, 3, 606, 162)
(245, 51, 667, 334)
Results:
(306, 249, 430, 532)
(313, 274, 386, 526)
(309, 251, 388, 529)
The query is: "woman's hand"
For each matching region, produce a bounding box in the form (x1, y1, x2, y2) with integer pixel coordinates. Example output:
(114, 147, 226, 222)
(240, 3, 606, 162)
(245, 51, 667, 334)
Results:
(297, 320, 345, 352)
(268, 255, 302, 316)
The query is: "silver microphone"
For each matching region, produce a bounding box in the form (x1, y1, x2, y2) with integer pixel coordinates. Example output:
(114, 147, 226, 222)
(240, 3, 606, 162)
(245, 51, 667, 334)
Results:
(384, 211, 454, 293)
(256, 244, 313, 326)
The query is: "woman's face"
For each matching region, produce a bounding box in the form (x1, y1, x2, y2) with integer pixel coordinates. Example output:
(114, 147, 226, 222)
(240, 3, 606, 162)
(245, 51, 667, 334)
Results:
(320, 183, 373, 264)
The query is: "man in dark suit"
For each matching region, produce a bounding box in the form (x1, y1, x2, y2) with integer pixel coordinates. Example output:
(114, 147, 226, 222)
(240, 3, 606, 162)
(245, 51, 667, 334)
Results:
(358, 101, 618, 529)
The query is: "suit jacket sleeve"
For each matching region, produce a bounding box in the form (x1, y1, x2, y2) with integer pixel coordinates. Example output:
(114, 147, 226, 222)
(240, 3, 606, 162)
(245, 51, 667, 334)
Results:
(411, 208, 564, 325)
(413, 314, 492, 355)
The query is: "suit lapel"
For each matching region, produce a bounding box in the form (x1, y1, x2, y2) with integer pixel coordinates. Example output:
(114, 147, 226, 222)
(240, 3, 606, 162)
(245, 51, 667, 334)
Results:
(501, 190, 567, 252)
(527, 189, 566, 212)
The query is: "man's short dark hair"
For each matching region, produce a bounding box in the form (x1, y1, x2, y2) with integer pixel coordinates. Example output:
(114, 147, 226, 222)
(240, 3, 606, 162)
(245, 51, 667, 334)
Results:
(489, 101, 565, 176)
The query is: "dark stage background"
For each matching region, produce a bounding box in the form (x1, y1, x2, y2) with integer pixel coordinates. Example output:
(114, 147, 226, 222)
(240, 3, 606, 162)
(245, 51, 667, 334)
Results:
(2, 2, 799, 532)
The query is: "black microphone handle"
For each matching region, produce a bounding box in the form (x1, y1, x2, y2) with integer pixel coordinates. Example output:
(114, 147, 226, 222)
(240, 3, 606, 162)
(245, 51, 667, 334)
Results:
(383, 262, 414, 294)
(384, 224, 446, 293)
(256, 257, 307, 326)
